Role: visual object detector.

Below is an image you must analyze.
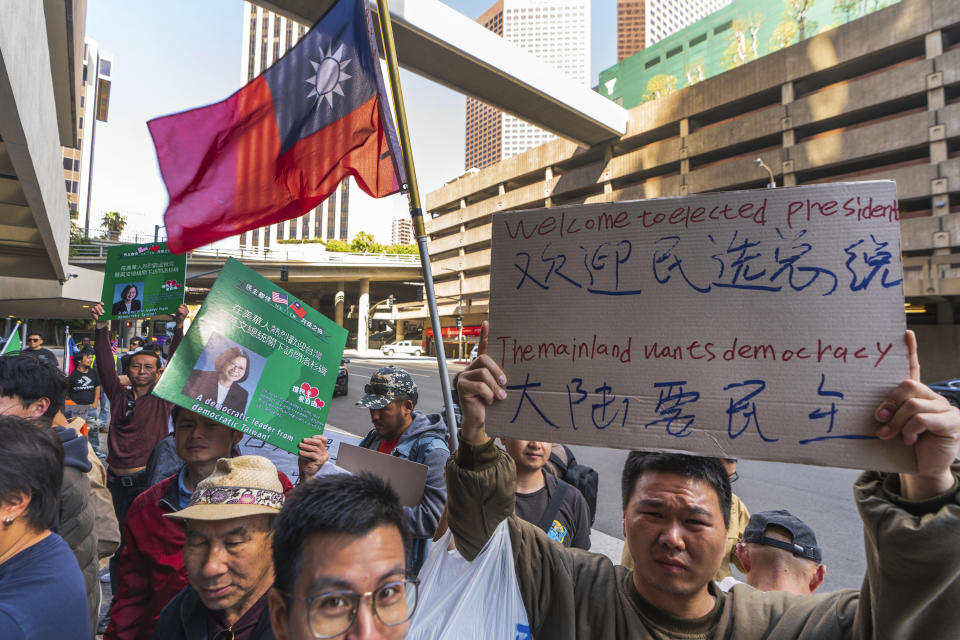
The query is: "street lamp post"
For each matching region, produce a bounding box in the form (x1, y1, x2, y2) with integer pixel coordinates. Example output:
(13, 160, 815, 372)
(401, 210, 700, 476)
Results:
(441, 266, 464, 359)
(755, 158, 776, 188)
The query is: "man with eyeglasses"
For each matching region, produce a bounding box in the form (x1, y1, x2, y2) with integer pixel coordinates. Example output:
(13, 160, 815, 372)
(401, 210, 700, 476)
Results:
(355, 366, 449, 573)
(23, 332, 59, 367)
(268, 473, 416, 640)
(156, 455, 286, 639)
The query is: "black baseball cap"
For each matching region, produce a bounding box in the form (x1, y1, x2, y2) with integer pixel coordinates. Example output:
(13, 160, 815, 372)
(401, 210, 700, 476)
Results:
(743, 509, 822, 563)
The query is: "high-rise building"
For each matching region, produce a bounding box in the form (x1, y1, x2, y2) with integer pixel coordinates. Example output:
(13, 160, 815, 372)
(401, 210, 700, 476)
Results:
(464, 0, 590, 171)
(645, 0, 731, 47)
(391, 217, 413, 245)
(617, 1, 646, 61)
(62, 39, 112, 235)
(238, 3, 388, 251)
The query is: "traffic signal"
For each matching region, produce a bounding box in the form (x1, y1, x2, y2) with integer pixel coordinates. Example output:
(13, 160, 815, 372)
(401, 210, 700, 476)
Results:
(456, 315, 462, 329)
(280, 265, 289, 282)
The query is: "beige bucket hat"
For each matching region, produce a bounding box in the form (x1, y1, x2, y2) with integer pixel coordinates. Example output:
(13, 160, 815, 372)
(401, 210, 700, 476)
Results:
(164, 455, 284, 521)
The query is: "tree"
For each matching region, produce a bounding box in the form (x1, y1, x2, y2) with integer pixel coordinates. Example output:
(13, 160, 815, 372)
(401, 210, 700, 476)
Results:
(350, 231, 382, 253)
(787, 0, 817, 40)
(383, 244, 419, 255)
(100, 211, 127, 241)
(769, 20, 798, 51)
(723, 14, 763, 70)
(323, 239, 351, 252)
(833, 0, 859, 21)
(684, 60, 705, 87)
(642, 74, 678, 103)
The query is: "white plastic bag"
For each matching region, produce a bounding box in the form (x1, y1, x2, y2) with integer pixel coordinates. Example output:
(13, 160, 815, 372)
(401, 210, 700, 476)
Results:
(407, 519, 532, 640)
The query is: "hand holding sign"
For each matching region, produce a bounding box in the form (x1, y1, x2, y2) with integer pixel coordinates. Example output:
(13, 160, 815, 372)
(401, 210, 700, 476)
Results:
(90, 302, 107, 329)
(297, 434, 330, 481)
(874, 331, 960, 500)
(174, 303, 189, 328)
(456, 321, 508, 446)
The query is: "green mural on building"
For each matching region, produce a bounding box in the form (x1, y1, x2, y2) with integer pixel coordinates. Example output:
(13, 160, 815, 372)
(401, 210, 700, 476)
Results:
(599, 0, 901, 108)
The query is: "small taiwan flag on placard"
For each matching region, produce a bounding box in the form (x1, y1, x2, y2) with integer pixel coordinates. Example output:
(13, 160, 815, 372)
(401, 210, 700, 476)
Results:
(290, 301, 307, 319)
(148, 0, 405, 253)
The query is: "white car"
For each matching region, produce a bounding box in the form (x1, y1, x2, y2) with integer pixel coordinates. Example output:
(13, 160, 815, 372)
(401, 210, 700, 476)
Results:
(381, 340, 423, 357)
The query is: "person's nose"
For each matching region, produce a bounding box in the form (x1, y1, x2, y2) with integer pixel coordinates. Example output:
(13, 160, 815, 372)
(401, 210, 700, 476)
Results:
(346, 597, 382, 640)
(657, 520, 685, 551)
(200, 545, 230, 579)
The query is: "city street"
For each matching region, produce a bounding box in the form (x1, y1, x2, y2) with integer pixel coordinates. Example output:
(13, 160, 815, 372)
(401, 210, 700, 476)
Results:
(332, 355, 867, 591)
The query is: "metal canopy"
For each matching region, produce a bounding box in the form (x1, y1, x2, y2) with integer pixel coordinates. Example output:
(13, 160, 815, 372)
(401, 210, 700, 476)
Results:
(255, 0, 627, 147)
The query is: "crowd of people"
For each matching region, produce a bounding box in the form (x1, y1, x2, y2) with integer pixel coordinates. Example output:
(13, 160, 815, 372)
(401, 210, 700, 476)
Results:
(1, 312, 959, 639)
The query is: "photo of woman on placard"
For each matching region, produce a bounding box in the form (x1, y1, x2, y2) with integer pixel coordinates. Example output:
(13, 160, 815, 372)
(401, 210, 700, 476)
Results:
(112, 283, 143, 315)
(181, 345, 251, 417)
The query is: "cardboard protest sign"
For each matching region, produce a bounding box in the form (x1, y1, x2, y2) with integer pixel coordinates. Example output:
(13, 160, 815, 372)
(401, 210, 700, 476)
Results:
(239, 426, 362, 482)
(488, 181, 913, 472)
(337, 443, 429, 506)
(154, 257, 348, 455)
(99, 242, 187, 320)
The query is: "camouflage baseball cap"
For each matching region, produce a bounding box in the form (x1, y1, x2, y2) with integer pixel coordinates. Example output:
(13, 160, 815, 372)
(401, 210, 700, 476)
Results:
(357, 366, 418, 409)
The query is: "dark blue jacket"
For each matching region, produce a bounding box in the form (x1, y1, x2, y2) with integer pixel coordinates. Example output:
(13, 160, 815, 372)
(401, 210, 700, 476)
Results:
(360, 410, 450, 572)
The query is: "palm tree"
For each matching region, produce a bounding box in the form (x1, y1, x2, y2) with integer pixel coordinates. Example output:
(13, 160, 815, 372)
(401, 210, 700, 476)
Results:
(100, 211, 127, 241)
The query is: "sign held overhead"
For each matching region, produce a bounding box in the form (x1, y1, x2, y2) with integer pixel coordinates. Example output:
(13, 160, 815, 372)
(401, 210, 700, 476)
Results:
(487, 181, 912, 472)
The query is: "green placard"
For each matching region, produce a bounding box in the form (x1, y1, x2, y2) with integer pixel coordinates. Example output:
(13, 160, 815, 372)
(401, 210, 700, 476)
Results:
(154, 258, 348, 455)
(99, 242, 187, 320)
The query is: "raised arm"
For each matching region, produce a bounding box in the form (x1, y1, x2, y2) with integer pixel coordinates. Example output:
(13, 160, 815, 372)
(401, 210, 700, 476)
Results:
(446, 322, 516, 558)
(166, 304, 188, 359)
(854, 329, 960, 638)
(91, 303, 122, 401)
(874, 330, 960, 499)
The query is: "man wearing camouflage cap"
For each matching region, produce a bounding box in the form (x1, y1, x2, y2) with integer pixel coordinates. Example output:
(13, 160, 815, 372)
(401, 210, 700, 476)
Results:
(357, 366, 450, 572)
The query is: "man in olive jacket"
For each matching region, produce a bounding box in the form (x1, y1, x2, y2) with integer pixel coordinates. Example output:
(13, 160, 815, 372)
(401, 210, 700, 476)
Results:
(448, 327, 960, 639)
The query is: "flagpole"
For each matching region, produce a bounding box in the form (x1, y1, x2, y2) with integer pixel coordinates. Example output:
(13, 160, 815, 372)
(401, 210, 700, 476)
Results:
(374, 0, 459, 450)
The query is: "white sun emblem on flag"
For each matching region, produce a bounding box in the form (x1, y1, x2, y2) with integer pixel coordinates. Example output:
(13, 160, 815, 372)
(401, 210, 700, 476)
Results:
(306, 43, 352, 109)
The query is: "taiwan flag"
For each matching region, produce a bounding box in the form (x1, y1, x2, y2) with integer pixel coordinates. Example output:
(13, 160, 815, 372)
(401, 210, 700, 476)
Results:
(148, 0, 406, 253)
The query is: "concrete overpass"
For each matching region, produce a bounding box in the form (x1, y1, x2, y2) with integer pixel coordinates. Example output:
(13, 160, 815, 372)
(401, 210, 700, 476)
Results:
(257, 0, 627, 148)
(70, 240, 424, 350)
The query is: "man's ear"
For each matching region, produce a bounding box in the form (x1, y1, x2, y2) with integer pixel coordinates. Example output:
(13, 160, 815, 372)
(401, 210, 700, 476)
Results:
(403, 398, 415, 413)
(267, 587, 289, 640)
(809, 564, 826, 593)
(25, 397, 50, 418)
(232, 430, 244, 446)
(734, 542, 751, 572)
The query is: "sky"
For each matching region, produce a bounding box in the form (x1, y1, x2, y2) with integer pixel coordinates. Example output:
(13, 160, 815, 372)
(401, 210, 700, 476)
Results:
(84, 0, 617, 243)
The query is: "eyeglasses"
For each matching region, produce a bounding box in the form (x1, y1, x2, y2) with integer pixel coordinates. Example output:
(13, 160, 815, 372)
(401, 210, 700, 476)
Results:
(284, 577, 419, 638)
(119, 398, 137, 425)
(728, 471, 739, 483)
(26, 338, 39, 343)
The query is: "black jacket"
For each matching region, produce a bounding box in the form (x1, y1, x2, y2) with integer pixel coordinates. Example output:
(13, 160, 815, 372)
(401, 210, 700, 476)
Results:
(181, 369, 249, 416)
(112, 299, 142, 315)
(153, 586, 275, 640)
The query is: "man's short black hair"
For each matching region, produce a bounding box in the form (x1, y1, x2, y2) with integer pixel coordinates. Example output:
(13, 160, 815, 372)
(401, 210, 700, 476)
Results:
(272, 473, 409, 593)
(0, 415, 64, 530)
(393, 393, 418, 409)
(128, 349, 162, 370)
(26, 332, 42, 340)
(0, 355, 68, 417)
(621, 451, 732, 529)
